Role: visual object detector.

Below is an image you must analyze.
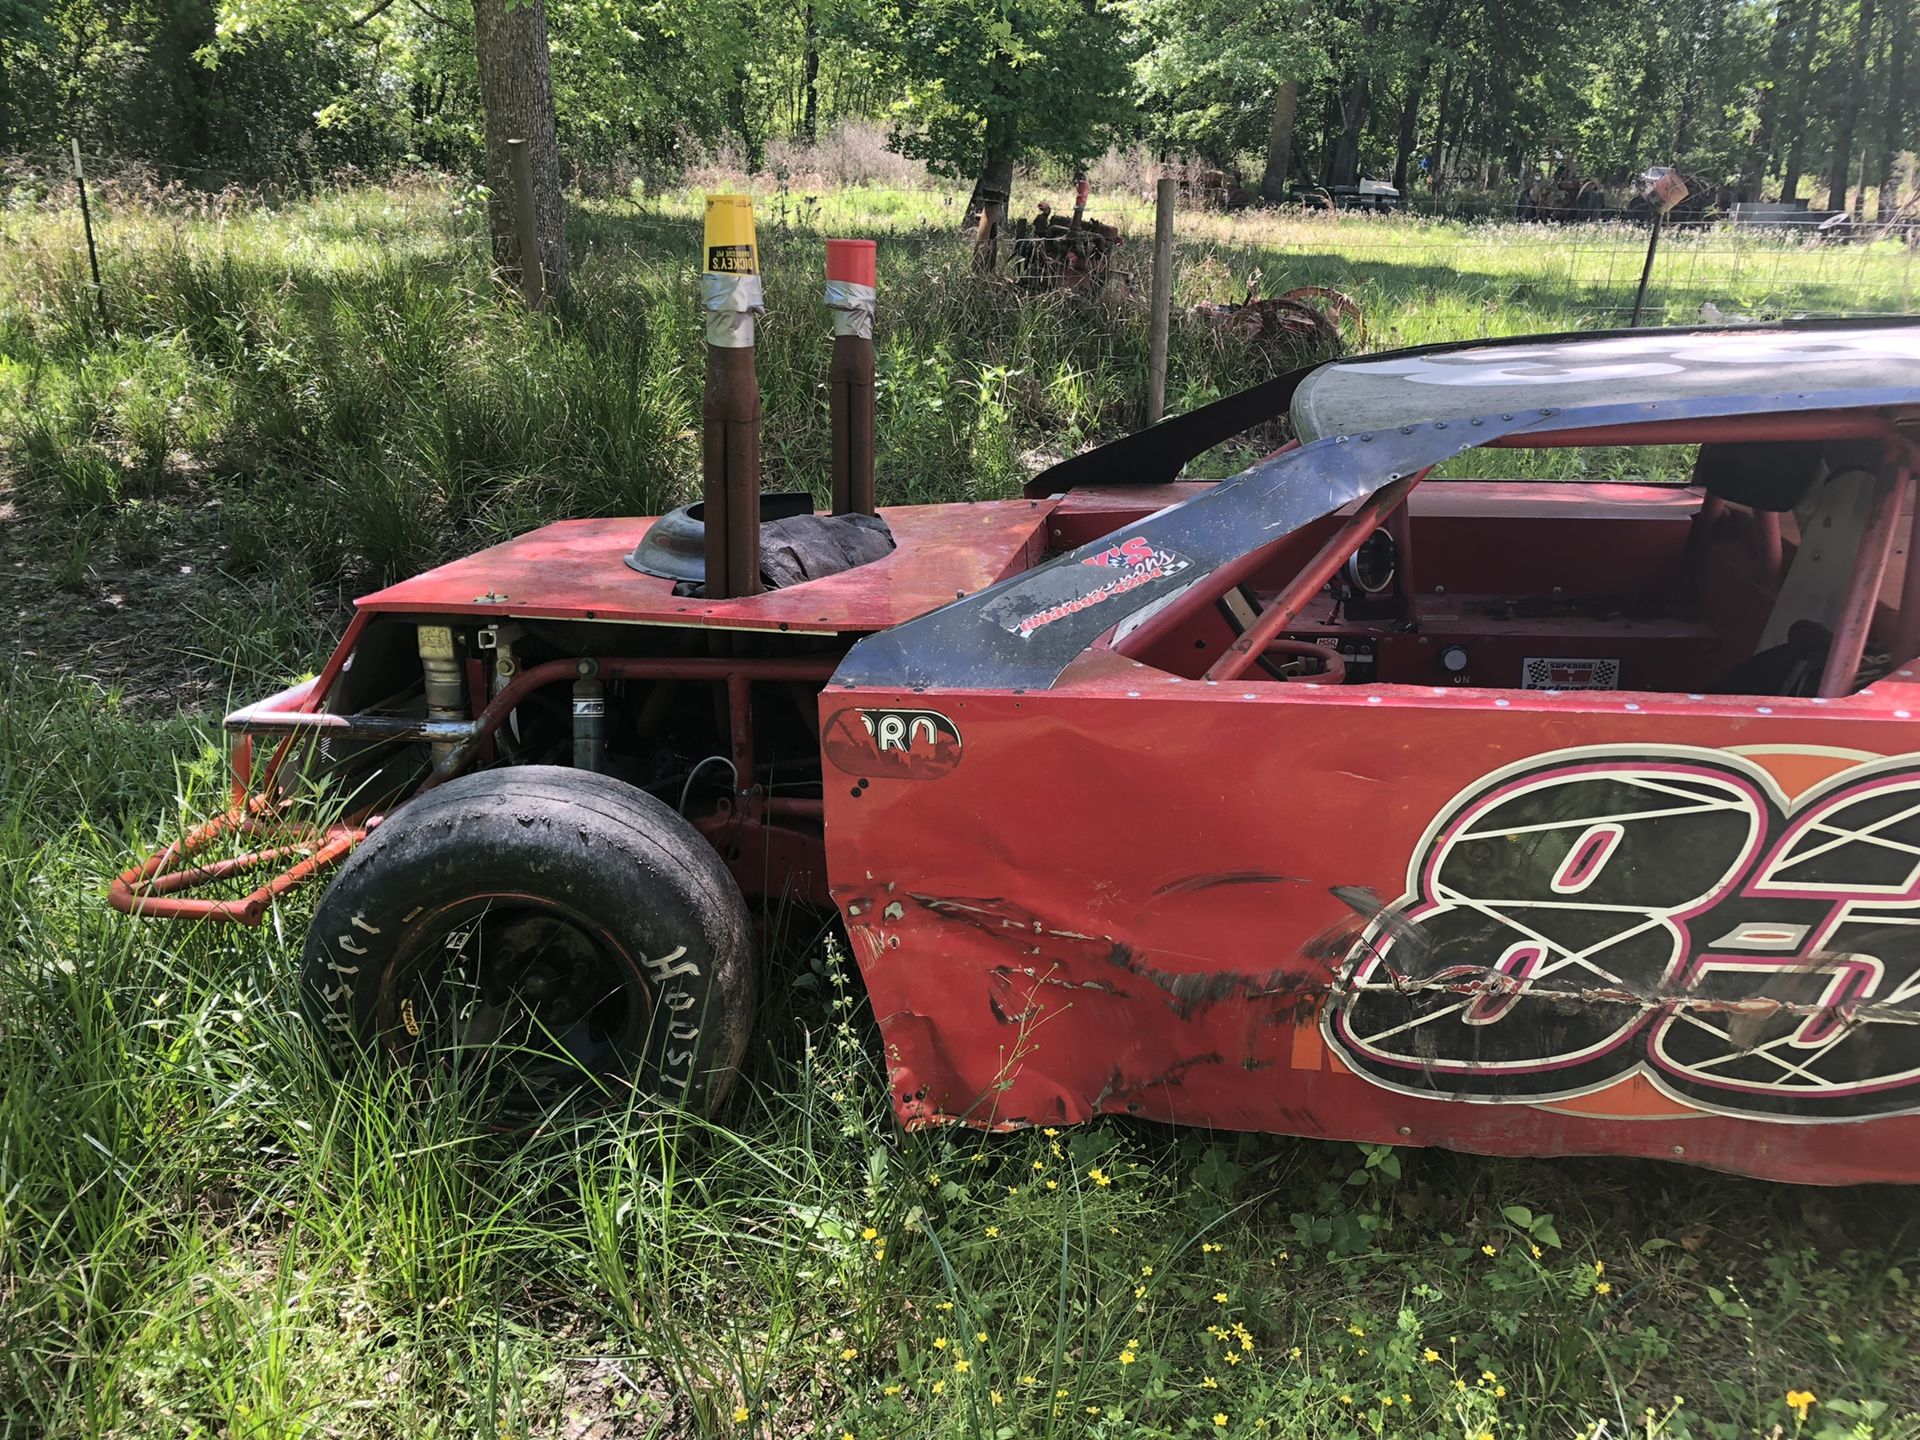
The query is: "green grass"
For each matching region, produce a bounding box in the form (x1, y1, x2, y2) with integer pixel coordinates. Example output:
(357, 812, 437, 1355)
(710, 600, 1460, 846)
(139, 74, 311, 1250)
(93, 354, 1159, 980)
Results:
(4, 181, 1920, 1439)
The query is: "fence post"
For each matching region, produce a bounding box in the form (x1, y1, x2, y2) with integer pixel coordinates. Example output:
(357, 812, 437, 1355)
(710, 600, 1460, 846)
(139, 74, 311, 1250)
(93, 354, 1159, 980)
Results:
(1629, 209, 1663, 327)
(1146, 176, 1176, 424)
(506, 139, 545, 311)
(70, 138, 110, 333)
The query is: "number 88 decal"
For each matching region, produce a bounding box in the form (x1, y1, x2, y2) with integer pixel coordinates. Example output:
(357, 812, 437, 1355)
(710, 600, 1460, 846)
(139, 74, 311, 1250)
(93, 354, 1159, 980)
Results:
(1326, 746, 1920, 1121)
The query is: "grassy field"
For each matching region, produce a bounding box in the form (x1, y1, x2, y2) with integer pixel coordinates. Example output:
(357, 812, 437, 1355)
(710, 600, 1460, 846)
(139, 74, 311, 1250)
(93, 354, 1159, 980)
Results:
(4, 180, 1920, 1439)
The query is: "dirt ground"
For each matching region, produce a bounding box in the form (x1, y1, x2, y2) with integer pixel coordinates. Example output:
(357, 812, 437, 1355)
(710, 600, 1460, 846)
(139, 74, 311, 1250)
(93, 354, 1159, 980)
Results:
(0, 476, 341, 715)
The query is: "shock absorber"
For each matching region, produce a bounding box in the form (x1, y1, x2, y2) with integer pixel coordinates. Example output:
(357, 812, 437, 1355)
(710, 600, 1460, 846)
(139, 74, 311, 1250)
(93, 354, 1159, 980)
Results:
(572, 658, 605, 773)
(416, 623, 466, 767)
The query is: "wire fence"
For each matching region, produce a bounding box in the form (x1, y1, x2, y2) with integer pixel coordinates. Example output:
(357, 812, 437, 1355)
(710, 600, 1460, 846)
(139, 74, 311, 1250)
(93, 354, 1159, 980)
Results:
(7, 150, 1918, 336)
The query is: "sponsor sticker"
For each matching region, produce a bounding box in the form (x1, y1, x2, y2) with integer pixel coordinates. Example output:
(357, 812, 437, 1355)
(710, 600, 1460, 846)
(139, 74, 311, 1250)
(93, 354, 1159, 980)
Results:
(1522, 657, 1620, 690)
(822, 707, 964, 780)
(1006, 541, 1193, 639)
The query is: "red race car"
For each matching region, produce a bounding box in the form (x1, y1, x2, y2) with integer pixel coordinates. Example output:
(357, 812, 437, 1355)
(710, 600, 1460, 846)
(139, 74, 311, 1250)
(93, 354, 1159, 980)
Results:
(115, 320, 1920, 1184)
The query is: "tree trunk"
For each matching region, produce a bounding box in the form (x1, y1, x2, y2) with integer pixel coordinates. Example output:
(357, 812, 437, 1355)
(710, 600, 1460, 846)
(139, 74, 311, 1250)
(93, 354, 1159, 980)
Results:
(1260, 79, 1300, 201)
(802, 0, 820, 145)
(471, 0, 569, 305)
(1330, 78, 1368, 185)
(1880, 0, 1908, 219)
(1745, 0, 1800, 200)
(1392, 73, 1426, 194)
(1827, 0, 1876, 211)
(1329, 4, 1387, 187)
(1428, 63, 1454, 192)
(964, 149, 1016, 229)
(1782, 0, 1823, 201)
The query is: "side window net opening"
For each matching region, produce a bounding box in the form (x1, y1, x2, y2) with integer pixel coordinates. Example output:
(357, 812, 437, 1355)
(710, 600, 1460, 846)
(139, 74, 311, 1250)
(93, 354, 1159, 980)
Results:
(1124, 439, 1918, 699)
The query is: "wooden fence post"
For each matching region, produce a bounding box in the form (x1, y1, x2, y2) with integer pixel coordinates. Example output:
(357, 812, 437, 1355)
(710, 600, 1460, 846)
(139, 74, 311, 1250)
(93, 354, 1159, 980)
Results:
(71, 139, 110, 333)
(1146, 176, 1176, 424)
(506, 139, 546, 311)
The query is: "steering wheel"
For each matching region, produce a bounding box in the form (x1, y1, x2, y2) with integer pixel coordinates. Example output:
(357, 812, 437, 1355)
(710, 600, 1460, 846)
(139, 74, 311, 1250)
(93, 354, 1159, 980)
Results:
(1263, 638, 1347, 683)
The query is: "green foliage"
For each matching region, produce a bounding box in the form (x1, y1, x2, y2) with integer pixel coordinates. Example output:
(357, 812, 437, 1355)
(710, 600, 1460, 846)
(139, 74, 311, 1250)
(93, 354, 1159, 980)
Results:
(880, 0, 1137, 178)
(1130, 0, 1328, 165)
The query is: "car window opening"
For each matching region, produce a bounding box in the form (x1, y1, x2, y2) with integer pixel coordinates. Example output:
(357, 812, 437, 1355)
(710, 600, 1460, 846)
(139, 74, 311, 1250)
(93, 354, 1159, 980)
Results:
(1116, 438, 1918, 699)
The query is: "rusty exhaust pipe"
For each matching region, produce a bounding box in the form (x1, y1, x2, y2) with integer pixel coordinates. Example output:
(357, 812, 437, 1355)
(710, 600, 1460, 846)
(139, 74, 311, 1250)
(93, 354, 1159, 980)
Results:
(826, 238, 877, 516)
(702, 195, 763, 597)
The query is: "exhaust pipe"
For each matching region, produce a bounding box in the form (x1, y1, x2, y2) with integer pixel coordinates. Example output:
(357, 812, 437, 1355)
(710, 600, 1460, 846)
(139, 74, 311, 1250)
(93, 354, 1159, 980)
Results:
(701, 195, 763, 597)
(826, 238, 876, 516)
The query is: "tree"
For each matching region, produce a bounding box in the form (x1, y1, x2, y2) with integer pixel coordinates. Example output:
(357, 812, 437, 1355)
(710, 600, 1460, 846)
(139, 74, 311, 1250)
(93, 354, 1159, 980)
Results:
(1261, 80, 1300, 198)
(880, 0, 1135, 222)
(1827, 0, 1876, 211)
(1130, 0, 1324, 193)
(209, 0, 567, 298)
(471, 0, 567, 302)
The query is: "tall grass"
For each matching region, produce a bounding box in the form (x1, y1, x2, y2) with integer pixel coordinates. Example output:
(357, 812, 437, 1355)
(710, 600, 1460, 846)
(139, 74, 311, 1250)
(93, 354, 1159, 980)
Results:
(4, 183, 1920, 1439)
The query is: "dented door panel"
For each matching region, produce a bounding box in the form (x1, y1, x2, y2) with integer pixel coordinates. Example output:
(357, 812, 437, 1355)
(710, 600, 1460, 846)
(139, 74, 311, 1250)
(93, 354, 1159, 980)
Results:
(824, 680, 1920, 1185)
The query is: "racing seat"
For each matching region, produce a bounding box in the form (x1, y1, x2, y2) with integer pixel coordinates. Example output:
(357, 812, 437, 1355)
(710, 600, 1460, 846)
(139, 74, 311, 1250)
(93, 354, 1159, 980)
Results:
(1703, 440, 1887, 695)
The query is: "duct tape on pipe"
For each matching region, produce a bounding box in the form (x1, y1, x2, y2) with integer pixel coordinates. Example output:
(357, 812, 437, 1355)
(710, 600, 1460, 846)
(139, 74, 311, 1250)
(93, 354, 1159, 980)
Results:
(825, 278, 876, 339)
(701, 272, 764, 348)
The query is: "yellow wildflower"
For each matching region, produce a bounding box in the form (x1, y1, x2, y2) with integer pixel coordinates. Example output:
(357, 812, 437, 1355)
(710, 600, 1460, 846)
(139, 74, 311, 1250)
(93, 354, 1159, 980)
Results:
(936, 1301, 954, 1311)
(954, 1358, 971, 1374)
(883, 1385, 902, 1396)
(1201, 1375, 1220, 1389)
(1119, 1350, 1137, 1366)
(927, 1173, 941, 1186)
(1787, 1390, 1817, 1423)
(1046, 1180, 1059, 1190)
(1140, 1265, 1153, 1276)
(1423, 1347, 1441, 1363)
(1338, 1394, 1353, 1406)
(931, 1380, 945, 1396)
(985, 1226, 1000, 1238)
(1213, 1414, 1228, 1428)
(1043, 1127, 1059, 1136)
(840, 1346, 859, 1361)
(872, 1245, 885, 1260)
(1214, 1292, 1229, 1304)
(1495, 1385, 1507, 1398)
(1382, 1395, 1394, 1406)
(1596, 1281, 1612, 1295)
(1135, 1285, 1147, 1298)
(1594, 1259, 1605, 1275)
(1019, 1375, 1038, 1387)
(990, 1391, 1003, 1407)
(1202, 1241, 1222, 1253)
(1481, 1243, 1497, 1256)
(1347, 1324, 1365, 1337)
(1530, 1244, 1542, 1258)
(732, 1406, 749, 1423)
(933, 1336, 949, 1350)
(1089, 1167, 1111, 1186)
(861, 1226, 878, 1241)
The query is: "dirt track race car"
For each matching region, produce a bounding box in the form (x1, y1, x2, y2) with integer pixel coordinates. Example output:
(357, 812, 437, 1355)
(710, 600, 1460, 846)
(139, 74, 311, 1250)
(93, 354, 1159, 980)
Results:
(113, 320, 1920, 1185)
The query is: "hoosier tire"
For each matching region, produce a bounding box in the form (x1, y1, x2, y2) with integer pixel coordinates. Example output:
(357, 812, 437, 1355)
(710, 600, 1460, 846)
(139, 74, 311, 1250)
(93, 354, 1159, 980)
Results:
(300, 766, 755, 1121)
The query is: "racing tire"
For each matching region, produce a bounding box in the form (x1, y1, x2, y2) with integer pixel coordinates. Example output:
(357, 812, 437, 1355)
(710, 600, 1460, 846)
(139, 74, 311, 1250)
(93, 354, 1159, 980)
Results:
(300, 765, 755, 1121)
